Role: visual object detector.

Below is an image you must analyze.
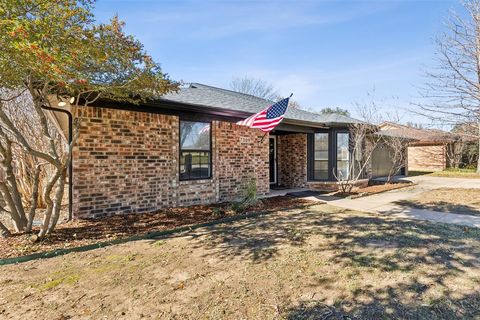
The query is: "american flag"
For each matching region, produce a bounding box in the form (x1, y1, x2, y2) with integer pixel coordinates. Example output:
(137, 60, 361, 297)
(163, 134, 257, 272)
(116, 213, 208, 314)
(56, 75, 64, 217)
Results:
(237, 96, 291, 132)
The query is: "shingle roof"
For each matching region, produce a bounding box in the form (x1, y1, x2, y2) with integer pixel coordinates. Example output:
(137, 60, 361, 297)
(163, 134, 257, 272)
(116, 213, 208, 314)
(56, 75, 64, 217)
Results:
(378, 122, 458, 142)
(160, 83, 360, 127)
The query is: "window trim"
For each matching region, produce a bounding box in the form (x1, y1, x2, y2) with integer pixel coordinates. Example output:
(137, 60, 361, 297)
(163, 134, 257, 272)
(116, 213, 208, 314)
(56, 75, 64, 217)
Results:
(312, 131, 331, 181)
(334, 130, 351, 180)
(307, 128, 351, 182)
(308, 129, 332, 181)
(179, 120, 213, 181)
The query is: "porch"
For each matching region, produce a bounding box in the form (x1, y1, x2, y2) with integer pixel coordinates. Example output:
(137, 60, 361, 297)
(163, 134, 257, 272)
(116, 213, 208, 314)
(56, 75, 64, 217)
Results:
(267, 127, 354, 194)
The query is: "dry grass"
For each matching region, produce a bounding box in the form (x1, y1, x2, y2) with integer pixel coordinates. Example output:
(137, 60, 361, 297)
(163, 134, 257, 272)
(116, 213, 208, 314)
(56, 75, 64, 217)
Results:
(0, 196, 312, 259)
(395, 188, 480, 217)
(410, 168, 480, 179)
(1, 204, 480, 319)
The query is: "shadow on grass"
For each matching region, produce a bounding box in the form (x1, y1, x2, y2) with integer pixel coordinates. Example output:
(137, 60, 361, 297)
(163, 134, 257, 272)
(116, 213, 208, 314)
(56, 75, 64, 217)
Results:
(182, 205, 480, 265)
(395, 200, 480, 217)
(283, 290, 480, 319)
(168, 204, 480, 318)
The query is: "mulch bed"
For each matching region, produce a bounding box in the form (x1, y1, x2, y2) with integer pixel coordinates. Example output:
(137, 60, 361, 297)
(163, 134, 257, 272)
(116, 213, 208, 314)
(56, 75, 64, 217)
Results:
(356, 182, 413, 194)
(0, 196, 315, 259)
(333, 181, 414, 199)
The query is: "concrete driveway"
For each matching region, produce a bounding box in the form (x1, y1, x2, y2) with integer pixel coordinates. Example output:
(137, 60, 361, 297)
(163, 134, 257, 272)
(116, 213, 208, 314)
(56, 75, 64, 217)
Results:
(315, 175, 480, 228)
(408, 175, 480, 189)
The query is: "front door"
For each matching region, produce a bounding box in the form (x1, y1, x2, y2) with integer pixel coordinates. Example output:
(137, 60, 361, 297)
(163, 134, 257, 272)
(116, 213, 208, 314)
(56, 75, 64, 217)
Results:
(269, 136, 277, 184)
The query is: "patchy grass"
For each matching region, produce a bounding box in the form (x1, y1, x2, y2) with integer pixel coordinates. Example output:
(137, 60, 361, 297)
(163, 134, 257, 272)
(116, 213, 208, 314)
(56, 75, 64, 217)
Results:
(1, 204, 480, 319)
(396, 188, 480, 217)
(432, 168, 480, 178)
(36, 274, 80, 291)
(410, 168, 480, 179)
(0, 196, 313, 259)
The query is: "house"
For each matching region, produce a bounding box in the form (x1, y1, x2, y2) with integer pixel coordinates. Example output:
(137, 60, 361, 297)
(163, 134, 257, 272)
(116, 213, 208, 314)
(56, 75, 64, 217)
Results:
(48, 83, 363, 218)
(378, 122, 460, 172)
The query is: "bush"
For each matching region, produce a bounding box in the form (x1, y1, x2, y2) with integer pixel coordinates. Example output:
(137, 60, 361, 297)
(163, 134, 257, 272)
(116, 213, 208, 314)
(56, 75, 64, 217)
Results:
(230, 177, 258, 213)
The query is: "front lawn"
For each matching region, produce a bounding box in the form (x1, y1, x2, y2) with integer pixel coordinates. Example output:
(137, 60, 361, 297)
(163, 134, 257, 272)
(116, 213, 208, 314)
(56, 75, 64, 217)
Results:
(396, 188, 480, 217)
(0, 196, 313, 259)
(1, 204, 480, 319)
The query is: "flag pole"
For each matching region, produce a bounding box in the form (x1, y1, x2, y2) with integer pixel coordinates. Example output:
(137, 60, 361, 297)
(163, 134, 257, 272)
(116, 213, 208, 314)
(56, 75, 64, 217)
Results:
(260, 132, 267, 143)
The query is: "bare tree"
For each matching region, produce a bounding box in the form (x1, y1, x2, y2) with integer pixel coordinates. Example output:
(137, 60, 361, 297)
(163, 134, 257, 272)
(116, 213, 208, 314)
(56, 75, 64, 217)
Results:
(381, 134, 408, 183)
(446, 140, 465, 168)
(0, 91, 65, 237)
(230, 76, 303, 108)
(0, 89, 79, 238)
(418, 0, 480, 173)
(333, 99, 382, 193)
(230, 76, 279, 101)
(452, 122, 480, 167)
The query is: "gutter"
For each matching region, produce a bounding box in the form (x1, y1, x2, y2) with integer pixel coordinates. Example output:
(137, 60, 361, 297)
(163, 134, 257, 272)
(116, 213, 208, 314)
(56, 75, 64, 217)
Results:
(41, 105, 73, 221)
(94, 98, 347, 129)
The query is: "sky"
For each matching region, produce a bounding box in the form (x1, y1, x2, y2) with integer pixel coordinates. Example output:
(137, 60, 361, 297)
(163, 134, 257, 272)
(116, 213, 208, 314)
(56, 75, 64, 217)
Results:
(93, 0, 463, 123)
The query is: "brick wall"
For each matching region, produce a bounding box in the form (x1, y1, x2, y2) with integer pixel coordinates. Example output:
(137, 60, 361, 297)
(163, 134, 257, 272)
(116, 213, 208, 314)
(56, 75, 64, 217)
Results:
(408, 144, 446, 172)
(72, 106, 269, 218)
(277, 134, 307, 188)
(216, 122, 269, 200)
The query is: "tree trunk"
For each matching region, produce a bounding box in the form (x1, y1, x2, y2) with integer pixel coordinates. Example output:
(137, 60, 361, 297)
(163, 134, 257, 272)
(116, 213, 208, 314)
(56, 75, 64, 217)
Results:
(477, 122, 480, 174)
(26, 165, 41, 233)
(4, 165, 27, 227)
(477, 138, 480, 174)
(0, 130, 27, 228)
(37, 170, 60, 238)
(0, 182, 24, 232)
(47, 168, 66, 234)
(0, 220, 10, 238)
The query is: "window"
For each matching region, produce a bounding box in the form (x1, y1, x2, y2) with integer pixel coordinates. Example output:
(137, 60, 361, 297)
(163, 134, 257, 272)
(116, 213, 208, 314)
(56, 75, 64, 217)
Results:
(179, 121, 211, 180)
(336, 132, 350, 179)
(314, 133, 329, 180)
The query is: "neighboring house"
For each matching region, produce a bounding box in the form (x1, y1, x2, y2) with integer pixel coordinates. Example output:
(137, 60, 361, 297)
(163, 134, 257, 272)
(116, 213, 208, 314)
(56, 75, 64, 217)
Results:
(378, 122, 459, 172)
(48, 83, 362, 218)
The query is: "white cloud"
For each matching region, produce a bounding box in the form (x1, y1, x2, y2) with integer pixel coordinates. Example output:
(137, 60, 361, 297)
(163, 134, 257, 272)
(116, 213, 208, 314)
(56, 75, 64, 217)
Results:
(103, 0, 401, 40)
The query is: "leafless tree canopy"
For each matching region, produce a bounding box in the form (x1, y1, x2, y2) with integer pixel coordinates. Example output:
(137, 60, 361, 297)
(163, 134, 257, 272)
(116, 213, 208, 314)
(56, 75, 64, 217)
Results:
(418, 0, 480, 172)
(230, 77, 279, 101)
(334, 99, 382, 192)
(230, 76, 303, 109)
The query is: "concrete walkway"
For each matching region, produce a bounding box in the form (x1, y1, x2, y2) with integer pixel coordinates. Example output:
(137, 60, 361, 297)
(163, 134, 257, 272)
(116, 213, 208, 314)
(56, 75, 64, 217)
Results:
(304, 176, 480, 228)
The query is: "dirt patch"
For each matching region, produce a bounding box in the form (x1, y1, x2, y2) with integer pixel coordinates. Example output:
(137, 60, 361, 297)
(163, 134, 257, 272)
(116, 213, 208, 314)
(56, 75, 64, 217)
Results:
(1, 204, 480, 319)
(396, 188, 480, 216)
(0, 196, 314, 259)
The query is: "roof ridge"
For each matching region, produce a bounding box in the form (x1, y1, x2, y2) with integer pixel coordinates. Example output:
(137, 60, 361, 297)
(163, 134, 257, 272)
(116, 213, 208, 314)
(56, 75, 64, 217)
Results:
(162, 82, 362, 125)
(190, 82, 275, 104)
(189, 82, 334, 119)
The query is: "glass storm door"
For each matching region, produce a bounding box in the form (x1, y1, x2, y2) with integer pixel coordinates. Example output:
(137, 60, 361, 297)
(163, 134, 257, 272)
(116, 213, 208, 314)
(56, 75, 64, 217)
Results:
(336, 132, 350, 179)
(269, 136, 277, 184)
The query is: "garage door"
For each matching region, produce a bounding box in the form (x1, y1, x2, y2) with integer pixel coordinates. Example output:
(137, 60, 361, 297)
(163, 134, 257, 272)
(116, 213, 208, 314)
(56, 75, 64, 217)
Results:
(371, 143, 394, 178)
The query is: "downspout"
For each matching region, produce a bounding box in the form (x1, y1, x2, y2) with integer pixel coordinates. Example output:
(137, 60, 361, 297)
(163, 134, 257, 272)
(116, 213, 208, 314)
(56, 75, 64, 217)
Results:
(40, 105, 73, 221)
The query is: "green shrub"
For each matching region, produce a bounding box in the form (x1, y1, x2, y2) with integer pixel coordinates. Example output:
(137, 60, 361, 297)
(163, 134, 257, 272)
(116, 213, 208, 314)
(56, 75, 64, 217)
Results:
(229, 177, 258, 213)
(242, 177, 258, 207)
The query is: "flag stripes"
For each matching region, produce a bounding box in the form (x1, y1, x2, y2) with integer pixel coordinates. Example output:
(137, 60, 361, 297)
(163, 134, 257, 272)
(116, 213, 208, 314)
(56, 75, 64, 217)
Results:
(236, 97, 290, 133)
